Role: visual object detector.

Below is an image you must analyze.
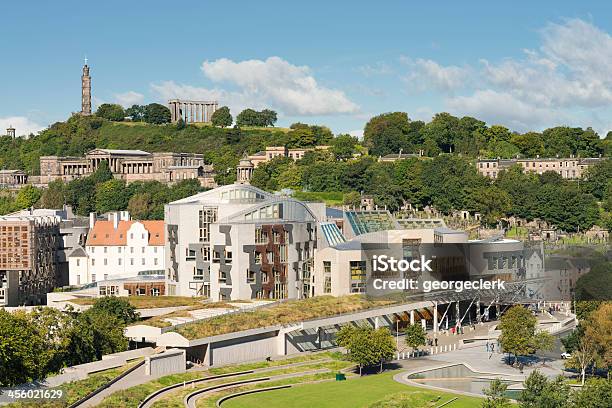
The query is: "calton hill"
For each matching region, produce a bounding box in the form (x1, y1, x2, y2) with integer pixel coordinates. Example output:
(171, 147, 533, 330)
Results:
(0, 105, 611, 236)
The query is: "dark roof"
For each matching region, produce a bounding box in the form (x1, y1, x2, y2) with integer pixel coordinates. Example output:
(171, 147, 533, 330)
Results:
(68, 246, 87, 258)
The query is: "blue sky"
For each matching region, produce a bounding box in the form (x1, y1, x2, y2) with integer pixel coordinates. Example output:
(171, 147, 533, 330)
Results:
(2, 1, 612, 138)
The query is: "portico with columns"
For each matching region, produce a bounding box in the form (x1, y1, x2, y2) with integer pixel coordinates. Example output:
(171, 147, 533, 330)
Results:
(168, 99, 218, 123)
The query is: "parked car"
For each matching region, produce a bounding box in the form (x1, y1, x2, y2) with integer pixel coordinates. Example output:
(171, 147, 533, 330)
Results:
(561, 352, 571, 359)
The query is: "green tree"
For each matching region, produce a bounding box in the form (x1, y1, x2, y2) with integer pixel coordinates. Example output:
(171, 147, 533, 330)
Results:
(510, 132, 544, 158)
(499, 306, 554, 365)
(40, 179, 66, 208)
(336, 325, 395, 375)
(127, 192, 154, 219)
(363, 112, 412, 156)
(89, 296, 139, 324)
(421, 112, 460, 153)
(260, 109, 277, 126)
(482, 378, 512, 408)
(211, 106, 232, 127)
(287, 127, 317, 147)
(236, 108, 259, 126)
(470, 186, 512, 226)
(96, 103, 125, 121)
(331, 134, 358, 160)
(144, 103, 171, 124)
(15, 184, 42, 209)
(125, 104, 146, 121)
(343, 191, 361, 207)
(518, 371, 570, 408)
(27, 307, 73, 374)
(0, 310, 48, 386)
(404, 324, 426, 351)
(571, 378, 612, 408)
(95, 179, 128, 213)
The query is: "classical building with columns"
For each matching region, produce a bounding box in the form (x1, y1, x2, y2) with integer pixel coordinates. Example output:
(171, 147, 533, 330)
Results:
(36, 149, 216, 188)
(0, 170, 28, 188)
(168, 99, 218, 123)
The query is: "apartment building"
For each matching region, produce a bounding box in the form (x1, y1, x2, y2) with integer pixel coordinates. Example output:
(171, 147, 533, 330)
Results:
(0, 215, 60, 306)
(68, 212, 165, 285)
(476, 156, 604, 179)
(164, 183, 319, 301)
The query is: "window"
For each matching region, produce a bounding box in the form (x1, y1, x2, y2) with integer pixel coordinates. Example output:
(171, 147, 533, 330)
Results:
(225, 250, 232, 263)
(202, 246, 210, 261)
(323, 261, 332, 294)
(194, 268, 204, 280)
(118, 247, 122, 254)
(141, 247, 145, 253)
(153, 247, 158, 253)
(91, 259, 95, 266)
(279, 245, 287, 263)
(199, 208, 218, 242)
(92, 274, 96, 282)
(104, 247, 108, 253)
(267, 251, 274, 263)
(255, 227, 268, 244)
(91, 247, 95, 253)
(130, 247, 134, 253)
(77, 275, 81, 285)
(186, 248, 196, 260)
(76, 259, 80, 267)
(254, 251, 262, 264)
(141, 258, 145, 265)
(247, 268, 256, 283)
(104, 274, 108, 280)
(351, 282, 365, 293)
(350, 261, 366, 280)
(104, 258, 108, 266)
(151, 287, 160, 296)
(118, 258, 122, 265)
(130, 258, 134, 265)
(130, 233, 134, 239)
(154, 258, 158, 265)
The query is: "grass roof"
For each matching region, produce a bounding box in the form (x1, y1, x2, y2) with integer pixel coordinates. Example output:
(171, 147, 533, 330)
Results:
(69, 295, 207, 309)
(172, 295, 395, 340)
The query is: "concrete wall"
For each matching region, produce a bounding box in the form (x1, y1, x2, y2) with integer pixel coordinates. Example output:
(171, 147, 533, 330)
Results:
(145, 349, 186, 376)
(206, 331, 278, 366)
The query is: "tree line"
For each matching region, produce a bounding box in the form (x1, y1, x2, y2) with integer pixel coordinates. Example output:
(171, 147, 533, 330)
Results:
(252, 150, 612, 232)
(0, 297, 138, 387)
(364, 111, 611, 159)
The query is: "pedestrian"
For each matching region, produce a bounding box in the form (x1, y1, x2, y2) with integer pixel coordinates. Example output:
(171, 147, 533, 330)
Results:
(486, 342, 490, 352)
(435, 337, 438, 346)
(491, 343, 495, 353)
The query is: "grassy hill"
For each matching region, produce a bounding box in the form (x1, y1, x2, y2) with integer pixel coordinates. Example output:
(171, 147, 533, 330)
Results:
(0, 115, 293, 178)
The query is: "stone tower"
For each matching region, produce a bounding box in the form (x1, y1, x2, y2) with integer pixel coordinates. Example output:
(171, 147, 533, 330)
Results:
(6, 126, 15, 138)
(81, 59, 92, 115)
(236, 155, 254, 184)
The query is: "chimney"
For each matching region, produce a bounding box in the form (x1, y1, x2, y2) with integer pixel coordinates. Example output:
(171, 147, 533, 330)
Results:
(89, 212, 96, 229)
(120, 210, 130, 221)
(113, 212, 119, 230)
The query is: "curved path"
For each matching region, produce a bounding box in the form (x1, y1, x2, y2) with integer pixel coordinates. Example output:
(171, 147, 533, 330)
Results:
(215, 385, 292, 407)
(139, 358, 331, 408)
(184, 369, 329, 408)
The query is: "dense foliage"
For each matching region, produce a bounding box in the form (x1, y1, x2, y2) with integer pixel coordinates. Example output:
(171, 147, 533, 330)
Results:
(363, 111, 610, 158)
(0, 297, 137, 387)
(211, 106, 233, 127)
(236, 108, 277, 127)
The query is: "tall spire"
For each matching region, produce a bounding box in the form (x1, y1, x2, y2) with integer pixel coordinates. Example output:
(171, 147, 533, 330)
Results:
(81, 58, 92, 115)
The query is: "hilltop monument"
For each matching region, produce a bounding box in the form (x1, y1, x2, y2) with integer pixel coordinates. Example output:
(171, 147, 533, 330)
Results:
(81, 58, 92, 115)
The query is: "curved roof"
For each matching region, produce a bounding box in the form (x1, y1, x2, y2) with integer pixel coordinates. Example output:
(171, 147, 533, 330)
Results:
(222, 197, 317, 223)
(169, 183, 273, 205)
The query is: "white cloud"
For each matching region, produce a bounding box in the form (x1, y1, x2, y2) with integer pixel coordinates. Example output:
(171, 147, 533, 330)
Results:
(114, 91, 144, 107)
(446, 90, 564, 131)
(407, 18, 612, 133)
(151, 58, 359, 118)
(196, 57, 358, 116)
(0, 116, 45, 138)
(401, 57, 469, 92)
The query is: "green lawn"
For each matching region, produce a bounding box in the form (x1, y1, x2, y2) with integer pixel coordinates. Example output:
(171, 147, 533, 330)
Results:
(222, 371, 484, 408)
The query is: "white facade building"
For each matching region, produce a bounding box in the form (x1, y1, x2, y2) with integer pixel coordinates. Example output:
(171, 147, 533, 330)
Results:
(164, 184, 320, 301)
(69, 212, 165, 285)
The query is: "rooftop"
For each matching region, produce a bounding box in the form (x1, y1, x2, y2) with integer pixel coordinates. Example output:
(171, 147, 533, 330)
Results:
(86, 220, 164, 246)
(170, 295, 396, 340)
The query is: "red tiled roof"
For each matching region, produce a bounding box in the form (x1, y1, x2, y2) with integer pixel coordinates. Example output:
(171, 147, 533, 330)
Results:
(86, 220, 164, 246)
